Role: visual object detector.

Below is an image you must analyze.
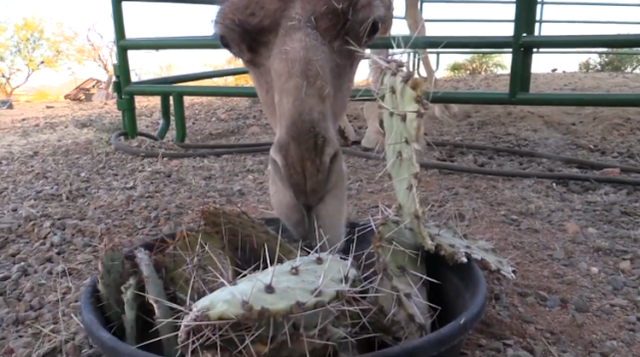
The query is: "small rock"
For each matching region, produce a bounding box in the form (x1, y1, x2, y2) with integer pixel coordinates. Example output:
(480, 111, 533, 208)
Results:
(553, 249, 565, 260)
(51, 234, 64, 246)
(247, 126, 262, 135)
(608, 276, 625, 290)
(624, 315, 637, 324)
(30, 297, 43, 310)
(9, 338, 30, 351)
(565, 222, 581, 235)
(507, 350, 534, 357)
(607, 298, 629, 307)
(487, 341, 504, 352)
(577, 262, 588, 273)
(535, 291, 549, 302)
(619, 260, 632, 273)
(3, 313, 17, 326)
(597, 340, 617, 356)
(573, 298, 590, 313)
(63, 342, 81, 357)
(73, 237, 92, 248)
(598, 168, 621, 176)
(590, 267, 599, 275)
(545, 296, 562, 309)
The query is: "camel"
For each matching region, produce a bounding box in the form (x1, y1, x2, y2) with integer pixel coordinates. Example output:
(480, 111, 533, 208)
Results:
(214, 0, 455, 250)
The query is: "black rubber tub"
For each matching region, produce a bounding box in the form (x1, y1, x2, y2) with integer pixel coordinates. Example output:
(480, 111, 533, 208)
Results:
(81, 219, 487, 357)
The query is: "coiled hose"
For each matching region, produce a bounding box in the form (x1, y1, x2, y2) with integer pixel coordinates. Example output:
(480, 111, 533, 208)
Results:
(110, 130, 640, 186)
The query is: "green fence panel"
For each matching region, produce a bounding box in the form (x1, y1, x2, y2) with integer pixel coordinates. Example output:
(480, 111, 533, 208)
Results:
(110, 0, 640, 143)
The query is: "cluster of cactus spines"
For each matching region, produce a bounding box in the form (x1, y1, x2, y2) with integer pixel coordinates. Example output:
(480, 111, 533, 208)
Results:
(378, 59, 435, 252)
(177, 252, 363, 357)
(367, 219, 432, 343)
(199, 205, 302, 271)
(163, 230, 235, 303)
(134, 248, 179, 357)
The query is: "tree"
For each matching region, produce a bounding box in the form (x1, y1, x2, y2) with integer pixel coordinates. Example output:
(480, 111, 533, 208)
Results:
(578, 49, 640, 73)
(445, 54, 508, 77)
(71, 23, 116, 77)
(0, 16, 77, 98)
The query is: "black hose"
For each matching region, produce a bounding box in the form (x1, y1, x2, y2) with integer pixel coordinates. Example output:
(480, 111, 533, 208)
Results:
(110, 130, 640, 186)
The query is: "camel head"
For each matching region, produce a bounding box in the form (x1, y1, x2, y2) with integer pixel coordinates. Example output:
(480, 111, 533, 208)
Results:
(215, 0, 387, 250)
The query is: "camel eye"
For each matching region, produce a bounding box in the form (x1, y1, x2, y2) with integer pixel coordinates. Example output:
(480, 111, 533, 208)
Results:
(366, 20, 380, 40)
(218, 34, 231, 51)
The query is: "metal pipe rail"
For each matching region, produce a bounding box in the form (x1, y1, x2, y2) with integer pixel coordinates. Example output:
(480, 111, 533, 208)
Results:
(397, 0, 640, 75)
(110, 0, 640, 143)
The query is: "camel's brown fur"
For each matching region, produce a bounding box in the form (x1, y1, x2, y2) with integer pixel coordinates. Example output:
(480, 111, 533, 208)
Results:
(215, 0, 387, 250)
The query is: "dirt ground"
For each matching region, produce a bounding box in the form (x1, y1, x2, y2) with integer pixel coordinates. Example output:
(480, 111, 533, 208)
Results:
(1, 71, 640, 357)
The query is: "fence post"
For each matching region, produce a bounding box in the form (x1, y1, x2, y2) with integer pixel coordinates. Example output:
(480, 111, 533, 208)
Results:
(112, 0, 138, 139)
(508, 0, 538, 99)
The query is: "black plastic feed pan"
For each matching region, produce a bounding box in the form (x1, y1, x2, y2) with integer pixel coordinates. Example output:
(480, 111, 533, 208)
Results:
(81, 219, 487, 357)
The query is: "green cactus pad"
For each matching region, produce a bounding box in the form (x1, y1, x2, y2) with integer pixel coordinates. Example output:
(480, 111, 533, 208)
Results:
(425, 223, 516, 279)
(97, 249, 131, 327)
(178, 252, 363, 357)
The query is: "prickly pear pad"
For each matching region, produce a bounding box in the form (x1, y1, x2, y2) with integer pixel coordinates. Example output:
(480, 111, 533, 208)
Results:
(194, 253, 357, 319)
(178, 253, 363, 357)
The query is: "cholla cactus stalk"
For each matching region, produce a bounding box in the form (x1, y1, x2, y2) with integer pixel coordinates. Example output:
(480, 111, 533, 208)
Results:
(134, 248, 179, 357)
(178, 252, 362, 357)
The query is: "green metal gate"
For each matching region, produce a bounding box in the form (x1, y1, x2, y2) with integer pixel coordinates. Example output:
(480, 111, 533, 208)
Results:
(110, 0, 640, 144)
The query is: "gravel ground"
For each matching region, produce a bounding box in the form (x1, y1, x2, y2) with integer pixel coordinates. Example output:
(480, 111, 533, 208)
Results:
(1, 71, 640, 357)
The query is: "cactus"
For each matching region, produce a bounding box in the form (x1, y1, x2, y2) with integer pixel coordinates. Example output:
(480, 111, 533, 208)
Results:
(200, 205, 302, 271)
(366, 218, 431, 343)
(162, 230, 235, 304)
(121, 275, 139, 346)
(177, 252, 363, 357)
(376, 57, 515, 279)
(134, 248, 179, 357)
(378, 60, 433, 251)
(425, 223, 515, 279)
(97, 248, 131, 327)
